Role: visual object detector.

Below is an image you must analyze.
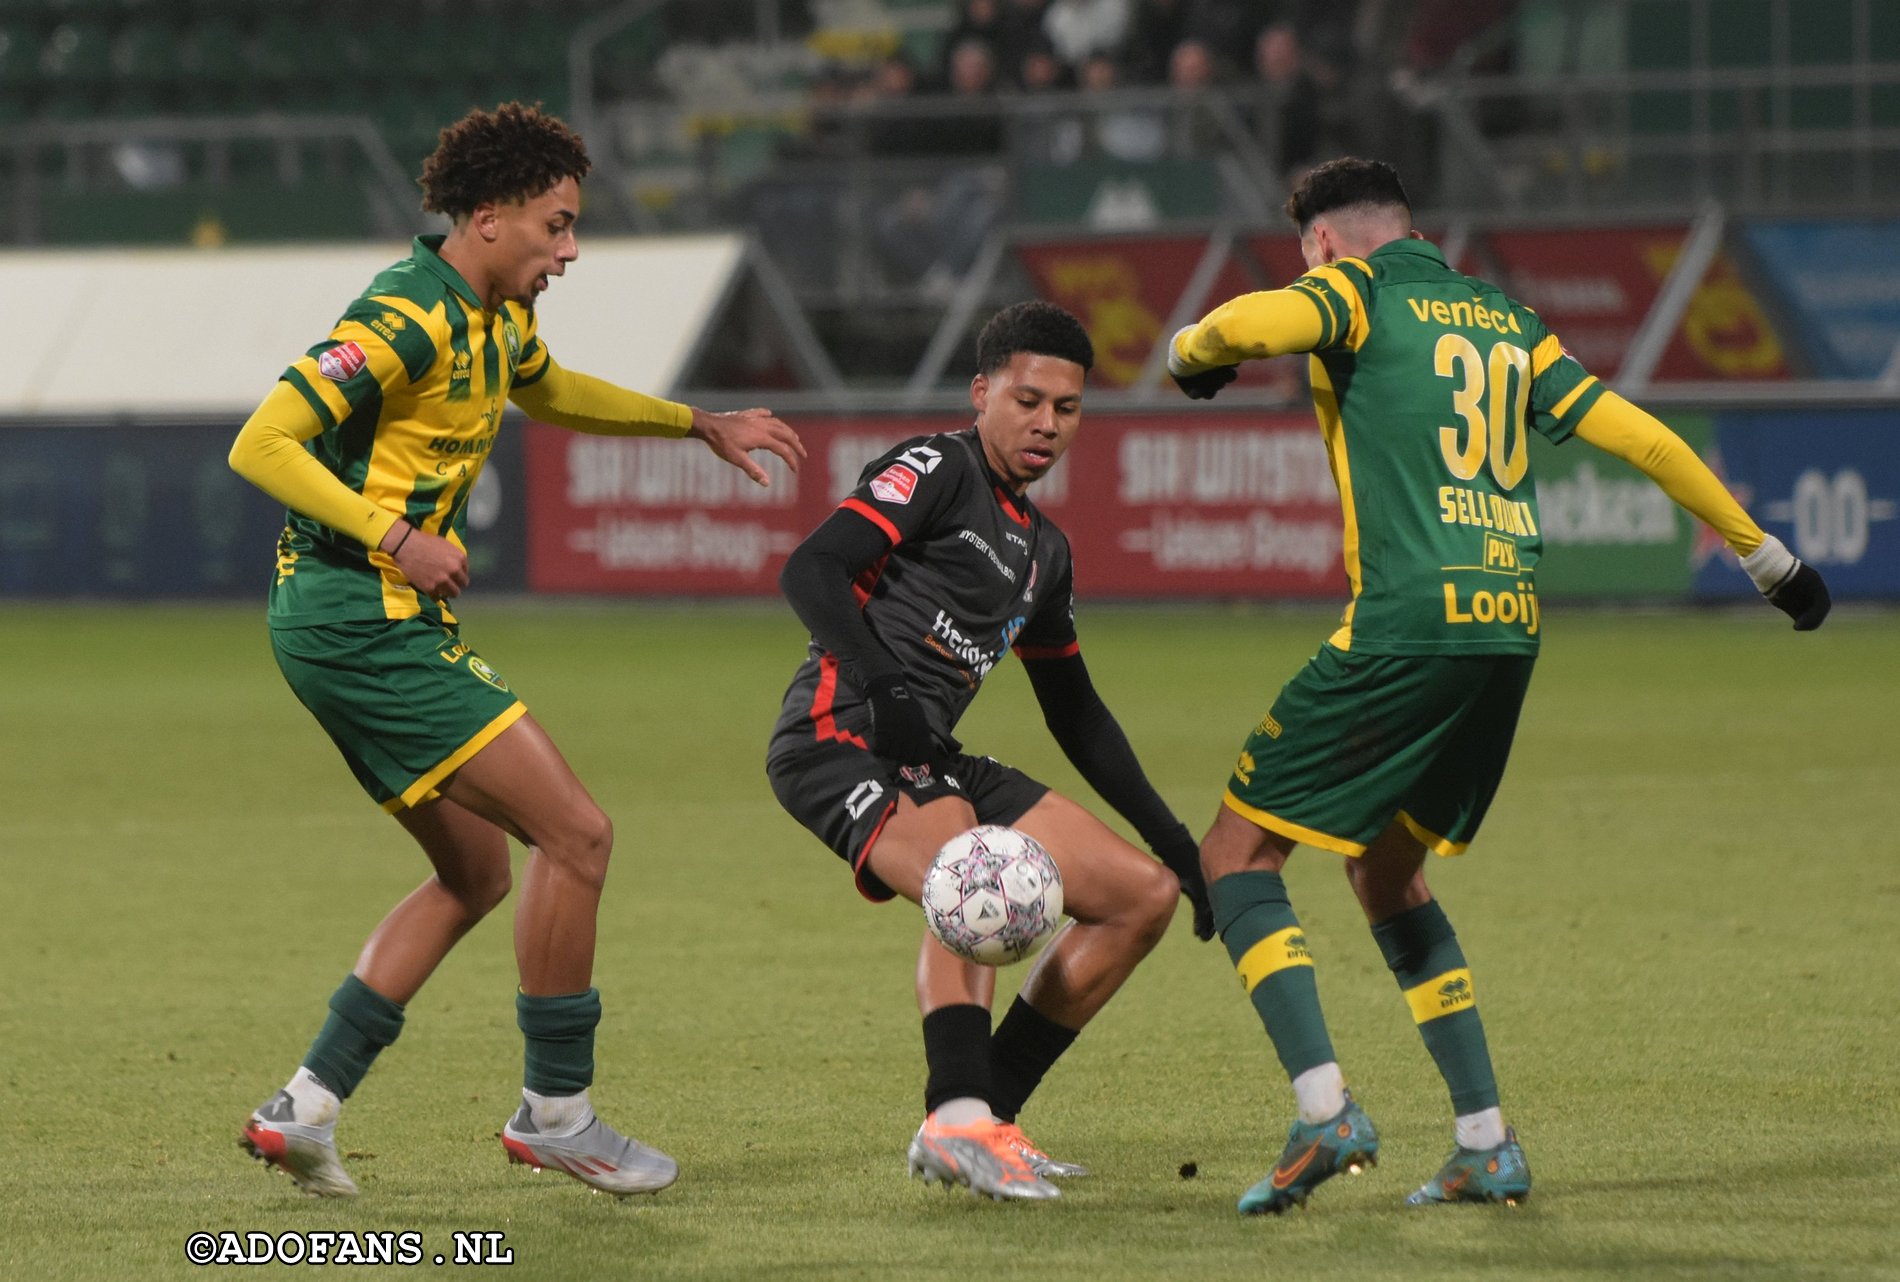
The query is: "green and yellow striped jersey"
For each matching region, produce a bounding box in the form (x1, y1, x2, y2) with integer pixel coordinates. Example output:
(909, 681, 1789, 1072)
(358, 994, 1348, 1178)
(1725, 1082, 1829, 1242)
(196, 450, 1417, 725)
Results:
(267, 235, 550, 628)
(1291, 239, 1606, 655)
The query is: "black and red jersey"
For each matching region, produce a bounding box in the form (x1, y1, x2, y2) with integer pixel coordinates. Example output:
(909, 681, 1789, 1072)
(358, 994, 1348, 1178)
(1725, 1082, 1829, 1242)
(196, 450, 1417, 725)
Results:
(771, 427, 1078, 753)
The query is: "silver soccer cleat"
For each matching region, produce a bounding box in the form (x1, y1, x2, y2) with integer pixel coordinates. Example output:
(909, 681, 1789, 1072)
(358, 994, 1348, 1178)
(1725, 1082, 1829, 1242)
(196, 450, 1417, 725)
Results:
(240, 1090, 359, 1198)
(501, 1098, 678, 1196)
(907, 1117, 1062, 1201)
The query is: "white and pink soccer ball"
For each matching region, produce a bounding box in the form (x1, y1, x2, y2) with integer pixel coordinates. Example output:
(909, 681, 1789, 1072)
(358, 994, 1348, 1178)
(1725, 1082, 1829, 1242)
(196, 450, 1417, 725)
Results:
(921, 826, 1065, 967)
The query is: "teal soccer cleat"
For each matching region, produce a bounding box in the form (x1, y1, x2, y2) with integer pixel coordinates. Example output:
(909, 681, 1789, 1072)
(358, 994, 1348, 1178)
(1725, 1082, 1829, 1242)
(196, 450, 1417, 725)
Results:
(1405, 1127, 1531, 1206)
(1238, 1090, 1380, 1215)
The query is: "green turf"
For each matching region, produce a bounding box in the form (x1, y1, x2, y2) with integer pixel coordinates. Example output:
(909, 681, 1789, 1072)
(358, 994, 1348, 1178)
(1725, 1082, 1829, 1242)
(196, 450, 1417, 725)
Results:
(2, 602, 1895, 1281)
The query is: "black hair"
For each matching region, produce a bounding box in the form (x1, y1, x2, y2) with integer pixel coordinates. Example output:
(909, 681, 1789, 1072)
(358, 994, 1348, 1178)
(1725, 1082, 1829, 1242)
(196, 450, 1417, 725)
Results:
(975, 300, 1095, 374)
(419, 102, 591, 219)
(1284, 156, 1411, 231)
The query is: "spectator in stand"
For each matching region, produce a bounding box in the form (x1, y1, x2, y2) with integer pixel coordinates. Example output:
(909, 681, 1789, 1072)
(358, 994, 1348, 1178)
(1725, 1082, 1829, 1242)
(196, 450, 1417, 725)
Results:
(1183, 0, 1271, 75)
(1043, 0, 1133, 73)
(1165, 38, 1227, 154)
(1252, 21, 1323, 177)
(1017, 35, 1072, 92)
(1080, 52, 1166, 161)
(1287, 0, 1359, 93)
(1384, 0, 1518, 198)
(869, 38, 1007, 294)
(943, 0, 1009, 83)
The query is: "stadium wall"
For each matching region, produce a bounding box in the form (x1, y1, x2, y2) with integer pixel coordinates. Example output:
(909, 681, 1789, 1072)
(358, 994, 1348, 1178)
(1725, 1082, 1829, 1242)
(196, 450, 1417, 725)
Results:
(1, 234, 1892, 603)
(2, 406, 1894, 604)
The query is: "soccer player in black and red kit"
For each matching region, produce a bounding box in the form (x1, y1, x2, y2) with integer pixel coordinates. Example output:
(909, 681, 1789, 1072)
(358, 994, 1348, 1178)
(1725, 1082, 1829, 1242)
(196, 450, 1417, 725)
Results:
(767, 301, 1212, 1201)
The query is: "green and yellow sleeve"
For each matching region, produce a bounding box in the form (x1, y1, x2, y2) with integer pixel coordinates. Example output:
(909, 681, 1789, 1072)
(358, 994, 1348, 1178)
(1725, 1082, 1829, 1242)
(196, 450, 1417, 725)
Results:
(1573, 391, 1764, 556)
(227, 381, 402, 549)
(1170, 257, 1372, 371)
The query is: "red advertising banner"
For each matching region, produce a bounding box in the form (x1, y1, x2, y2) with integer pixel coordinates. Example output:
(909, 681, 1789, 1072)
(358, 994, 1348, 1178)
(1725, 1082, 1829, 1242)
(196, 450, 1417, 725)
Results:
(1483, 226, 1789, 380)
(1036, 411, 1348, 600)
(525, 412, 1349, 601)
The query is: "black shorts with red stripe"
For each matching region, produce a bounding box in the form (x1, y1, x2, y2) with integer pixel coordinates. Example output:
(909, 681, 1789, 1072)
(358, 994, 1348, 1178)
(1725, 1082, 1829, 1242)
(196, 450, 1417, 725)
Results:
(765, 724, 1047, 903)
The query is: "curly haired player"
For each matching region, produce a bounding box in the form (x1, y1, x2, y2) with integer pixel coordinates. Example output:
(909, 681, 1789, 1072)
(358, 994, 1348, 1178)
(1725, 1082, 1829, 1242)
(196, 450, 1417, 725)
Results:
(229, 102, 804, 1199)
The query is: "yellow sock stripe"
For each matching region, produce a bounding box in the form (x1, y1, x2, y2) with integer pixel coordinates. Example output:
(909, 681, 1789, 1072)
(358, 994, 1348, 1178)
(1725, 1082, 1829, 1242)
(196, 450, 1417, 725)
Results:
(1235, 926, 1314, 994)
(1403, 968, 1476, 1024)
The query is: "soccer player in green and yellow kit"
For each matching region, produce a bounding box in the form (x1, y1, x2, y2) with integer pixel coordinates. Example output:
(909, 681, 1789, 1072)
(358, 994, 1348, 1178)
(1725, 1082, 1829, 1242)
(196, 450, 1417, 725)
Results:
(1165, 158, 1829, 1214)
(227, 103, 804, 1199)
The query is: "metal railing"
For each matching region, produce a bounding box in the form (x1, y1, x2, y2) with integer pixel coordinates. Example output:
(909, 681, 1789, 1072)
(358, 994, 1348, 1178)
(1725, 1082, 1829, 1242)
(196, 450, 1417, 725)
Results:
(0, 115, 418, 246)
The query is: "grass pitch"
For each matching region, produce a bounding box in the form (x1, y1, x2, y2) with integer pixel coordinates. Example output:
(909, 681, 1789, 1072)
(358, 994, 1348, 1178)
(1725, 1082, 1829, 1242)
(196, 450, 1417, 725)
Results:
(2, 601, 1895, 1282)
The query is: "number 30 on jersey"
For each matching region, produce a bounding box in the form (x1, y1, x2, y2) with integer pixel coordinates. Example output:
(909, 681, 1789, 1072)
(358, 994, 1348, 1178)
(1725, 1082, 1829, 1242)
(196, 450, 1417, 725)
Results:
(1435, 336, 1531, 491)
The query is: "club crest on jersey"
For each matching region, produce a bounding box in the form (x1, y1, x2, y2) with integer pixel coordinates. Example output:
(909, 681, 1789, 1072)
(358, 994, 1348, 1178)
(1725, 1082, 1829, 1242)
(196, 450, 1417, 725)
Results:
(870, 463, 920, 505)
(468, 657, 510, 692)
(1023, 560, 1038, 603)
(317, 341, 367, 383)
(503, 320, 522, 371)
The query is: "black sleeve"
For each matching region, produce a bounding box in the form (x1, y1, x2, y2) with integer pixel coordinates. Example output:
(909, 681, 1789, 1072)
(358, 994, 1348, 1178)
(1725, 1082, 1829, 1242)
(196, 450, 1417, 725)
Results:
(1022, 650, 1186, 846)
(778, 506, 905, 686)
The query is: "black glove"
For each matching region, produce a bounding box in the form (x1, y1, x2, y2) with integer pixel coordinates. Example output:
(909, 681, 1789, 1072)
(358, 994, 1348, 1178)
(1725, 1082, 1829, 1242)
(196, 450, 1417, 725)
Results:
(1766, 560, 1831, 631)
(1170, 365, 1238, 401)
(1150, 825, 1214, 942)
(864, 673, 939, 767)
(1742, 534, 1831, 631)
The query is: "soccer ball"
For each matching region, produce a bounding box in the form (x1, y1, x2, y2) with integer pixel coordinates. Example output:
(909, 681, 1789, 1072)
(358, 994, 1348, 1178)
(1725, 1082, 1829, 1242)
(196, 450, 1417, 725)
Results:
(921, 826, 1064, 967)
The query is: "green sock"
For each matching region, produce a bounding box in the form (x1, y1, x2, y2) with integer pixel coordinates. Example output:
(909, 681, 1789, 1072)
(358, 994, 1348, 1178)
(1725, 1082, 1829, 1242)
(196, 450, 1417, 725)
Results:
(1210, 871, 1335, 1078)
(516, 989, 601, 1096)
(1371, 899, 1499, 1115)
(303, 974, 405, 1100)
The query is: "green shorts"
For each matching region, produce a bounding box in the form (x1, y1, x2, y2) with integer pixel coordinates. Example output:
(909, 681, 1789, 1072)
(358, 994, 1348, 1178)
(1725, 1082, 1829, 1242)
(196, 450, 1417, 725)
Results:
(271, 617, 526, 813)
(1224, 645, 1535, 857)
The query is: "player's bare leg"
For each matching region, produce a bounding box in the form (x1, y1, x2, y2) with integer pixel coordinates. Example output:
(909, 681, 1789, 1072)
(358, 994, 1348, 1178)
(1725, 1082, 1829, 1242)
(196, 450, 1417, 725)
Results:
(240, 799, 513, 1197)
(433, 714, 677, 1196)
(438, 714, 611, 997)
(1347, 819, 1529, 1206)
(1200, 804, 1378, 1214)
(870, 792, 1175, 1188)
(863, 797, 1058, 1199)
(1012, 791, 1178, 1025)
(349, 799, 515, 1002)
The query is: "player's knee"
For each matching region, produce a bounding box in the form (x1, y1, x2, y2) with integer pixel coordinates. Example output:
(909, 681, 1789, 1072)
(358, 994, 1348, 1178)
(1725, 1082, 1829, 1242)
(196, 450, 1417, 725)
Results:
(466, 863, 513, 917)
(547, 806, 614, 891)
(1132, 859, 1179, 939)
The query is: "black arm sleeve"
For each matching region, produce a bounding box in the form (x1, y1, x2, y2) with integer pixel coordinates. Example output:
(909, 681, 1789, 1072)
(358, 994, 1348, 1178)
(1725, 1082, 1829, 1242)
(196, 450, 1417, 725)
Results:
(778, 507, 905, 686)
(1023, 651, 1184, 844)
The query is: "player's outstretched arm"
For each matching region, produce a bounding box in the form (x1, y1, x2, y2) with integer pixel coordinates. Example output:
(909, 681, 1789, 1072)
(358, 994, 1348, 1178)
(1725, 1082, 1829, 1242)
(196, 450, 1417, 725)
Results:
(779, 509, 939, 767)
(509, 361, 805, 486)
(1167, 288, 1328, 400)
(687, 406, 806, 487)
(1022, 653, 1214, 940)
(1573, 392, 1830, 630)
